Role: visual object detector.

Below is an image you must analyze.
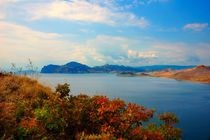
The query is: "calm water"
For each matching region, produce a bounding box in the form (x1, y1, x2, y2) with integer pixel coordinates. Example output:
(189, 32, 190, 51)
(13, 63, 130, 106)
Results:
(39, 73, 210, 140)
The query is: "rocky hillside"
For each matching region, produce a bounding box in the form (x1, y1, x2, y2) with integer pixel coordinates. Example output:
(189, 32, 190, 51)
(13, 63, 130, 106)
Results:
(151, 65, 210, 84)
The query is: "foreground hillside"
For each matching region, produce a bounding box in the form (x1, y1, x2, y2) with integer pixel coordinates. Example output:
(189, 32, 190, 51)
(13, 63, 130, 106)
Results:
(0, 73, 181, 140)
(151, 65, 210, 84)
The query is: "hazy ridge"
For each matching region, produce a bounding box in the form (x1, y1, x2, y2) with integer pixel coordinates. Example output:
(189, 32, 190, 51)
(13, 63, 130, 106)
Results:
(41, 61, 195, 73)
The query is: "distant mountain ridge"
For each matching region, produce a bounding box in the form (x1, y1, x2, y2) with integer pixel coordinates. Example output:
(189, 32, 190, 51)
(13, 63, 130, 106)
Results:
(41, 61, 195, 73)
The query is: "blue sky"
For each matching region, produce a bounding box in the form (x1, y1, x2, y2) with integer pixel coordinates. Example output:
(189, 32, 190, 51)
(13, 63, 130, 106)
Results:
(0, 0, 210, 69)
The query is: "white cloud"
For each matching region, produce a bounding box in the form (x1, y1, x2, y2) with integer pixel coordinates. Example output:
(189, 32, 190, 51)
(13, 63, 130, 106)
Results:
(0, 21, 95, 69)
(0, 13, 5, 20)
(183, 23, 208, 31)
(0, 21, 125, 68)
(0, 21, 62, 39)
(114, 0, 169, 9)
(1, 21, 210, 69)
(85, 35, 159, 65)
(195, 43, 210, 64)
(0, 0, 22, 3)
(147, 0, 169, 4)
(0, 2, 6, 20)
(28, 1, 115, 25)
(26, 0, 148, 28)
(0, 0, 28, 20)
(128, 50, 158, 58)
(121, 14, 149, 28)
(151, 42, 208, 65)
(85, 35, 132, 64)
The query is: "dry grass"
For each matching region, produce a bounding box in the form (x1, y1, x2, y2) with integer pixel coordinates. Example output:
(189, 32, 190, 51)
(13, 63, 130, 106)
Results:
(0, 74, 53, 139)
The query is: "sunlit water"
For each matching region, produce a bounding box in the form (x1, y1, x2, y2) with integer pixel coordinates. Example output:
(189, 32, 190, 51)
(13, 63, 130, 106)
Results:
(38, 73, 210, 140)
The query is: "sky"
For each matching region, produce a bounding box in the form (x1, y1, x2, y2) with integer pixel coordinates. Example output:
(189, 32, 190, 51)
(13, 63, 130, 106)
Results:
(0, 0, 210, 70)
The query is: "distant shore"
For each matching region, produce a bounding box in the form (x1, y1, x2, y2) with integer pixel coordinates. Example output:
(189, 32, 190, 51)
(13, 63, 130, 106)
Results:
(149, 65, 210, 84)
(117, 65, 210, 84)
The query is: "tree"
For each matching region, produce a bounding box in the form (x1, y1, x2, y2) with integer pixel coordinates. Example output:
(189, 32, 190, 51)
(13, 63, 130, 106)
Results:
(56, 83, 70, 98)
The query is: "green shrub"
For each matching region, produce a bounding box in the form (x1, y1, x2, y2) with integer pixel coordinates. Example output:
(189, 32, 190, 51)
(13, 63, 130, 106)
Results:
(35, 108, 50, 120)
(35, 107, 66, 133)
(14, 127, 31, 140)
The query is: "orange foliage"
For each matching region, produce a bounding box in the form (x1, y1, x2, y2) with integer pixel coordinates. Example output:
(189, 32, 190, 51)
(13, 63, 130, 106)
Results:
(20, 118, 37, 129)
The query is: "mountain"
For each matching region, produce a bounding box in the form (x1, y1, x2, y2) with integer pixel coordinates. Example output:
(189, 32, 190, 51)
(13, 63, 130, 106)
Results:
(59, 62, 91, 73)
(41, 61, 195, 74)
(151, 65, 210, 84)
(41, 62, 91, 73)
(41, 62, 141, 73)
(92, 64, 142, 73)
(41, 64, 61, 73)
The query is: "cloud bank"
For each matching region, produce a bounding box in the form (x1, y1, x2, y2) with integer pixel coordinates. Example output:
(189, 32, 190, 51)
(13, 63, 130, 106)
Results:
(22, 0, 149, 28)
(1, 21, 210, 70)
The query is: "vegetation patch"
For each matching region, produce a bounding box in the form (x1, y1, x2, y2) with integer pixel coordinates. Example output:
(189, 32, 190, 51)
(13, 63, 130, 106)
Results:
(0, 74, 181, 140)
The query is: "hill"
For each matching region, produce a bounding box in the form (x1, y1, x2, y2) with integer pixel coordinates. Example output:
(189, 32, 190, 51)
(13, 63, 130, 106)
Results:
(41, 61, 92, 73)
(41, 61, 194, 73)
(151, 65, 210, 84)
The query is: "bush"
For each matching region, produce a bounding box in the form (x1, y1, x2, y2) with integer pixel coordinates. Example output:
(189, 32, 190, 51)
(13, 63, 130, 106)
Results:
(56, 83, 70, 98)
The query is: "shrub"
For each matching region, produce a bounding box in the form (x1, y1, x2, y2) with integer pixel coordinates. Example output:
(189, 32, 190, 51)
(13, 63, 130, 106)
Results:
(55, 83, 70, 98)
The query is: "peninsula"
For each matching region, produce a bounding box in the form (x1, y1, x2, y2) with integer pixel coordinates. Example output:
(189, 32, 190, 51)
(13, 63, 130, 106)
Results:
(150, 65, 210, 84)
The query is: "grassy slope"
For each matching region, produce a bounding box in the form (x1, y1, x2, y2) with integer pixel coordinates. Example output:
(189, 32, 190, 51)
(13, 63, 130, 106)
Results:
(0, 74, 53, 139)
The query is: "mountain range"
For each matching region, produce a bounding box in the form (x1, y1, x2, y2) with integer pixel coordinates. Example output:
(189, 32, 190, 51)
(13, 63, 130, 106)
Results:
(41, 61, 195, 73)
